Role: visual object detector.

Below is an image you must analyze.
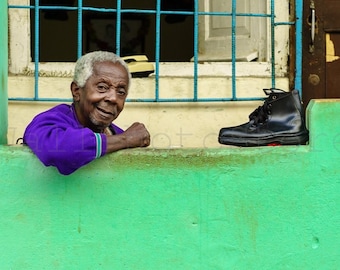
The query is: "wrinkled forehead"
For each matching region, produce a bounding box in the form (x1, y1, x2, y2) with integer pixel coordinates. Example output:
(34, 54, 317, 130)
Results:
(89, 61, 130, 87)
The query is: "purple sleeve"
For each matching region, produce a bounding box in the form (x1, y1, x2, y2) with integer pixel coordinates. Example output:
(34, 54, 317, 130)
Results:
(111, 123, 124, 134)
(23, 114, 108, 175)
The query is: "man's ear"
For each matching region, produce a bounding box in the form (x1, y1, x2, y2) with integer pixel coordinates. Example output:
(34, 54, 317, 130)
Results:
(71, 82, 81, 102)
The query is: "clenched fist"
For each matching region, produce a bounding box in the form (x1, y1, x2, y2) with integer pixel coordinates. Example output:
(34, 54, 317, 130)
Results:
(106, 122, 150, 153)
(123, 122, 150, 148)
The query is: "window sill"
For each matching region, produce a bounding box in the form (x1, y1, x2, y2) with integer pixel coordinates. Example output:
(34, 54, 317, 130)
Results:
(13, 61, 286, 78)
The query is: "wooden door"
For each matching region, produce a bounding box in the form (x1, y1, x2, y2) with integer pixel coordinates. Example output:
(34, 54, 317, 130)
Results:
(302, 0, 340, 109)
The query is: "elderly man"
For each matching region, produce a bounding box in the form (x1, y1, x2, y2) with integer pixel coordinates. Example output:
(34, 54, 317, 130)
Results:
(24, 51, 150, 175)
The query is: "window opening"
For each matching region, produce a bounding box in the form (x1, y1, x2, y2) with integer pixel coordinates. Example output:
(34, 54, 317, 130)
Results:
(8, 0, 300, 102)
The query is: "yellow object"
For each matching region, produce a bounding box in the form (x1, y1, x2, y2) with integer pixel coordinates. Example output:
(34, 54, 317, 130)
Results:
(122, 55, 154, 77)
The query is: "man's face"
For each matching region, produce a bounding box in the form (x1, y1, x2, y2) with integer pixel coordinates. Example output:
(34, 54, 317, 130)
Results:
(72, 61, 129, 132)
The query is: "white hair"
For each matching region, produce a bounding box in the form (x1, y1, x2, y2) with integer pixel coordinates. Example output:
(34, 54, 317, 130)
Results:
(73, 51, 131, 88)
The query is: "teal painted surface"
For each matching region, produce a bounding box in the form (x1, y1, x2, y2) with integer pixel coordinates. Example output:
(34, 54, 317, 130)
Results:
(0, 2, 8, 144)
(0, 100, 340, 269)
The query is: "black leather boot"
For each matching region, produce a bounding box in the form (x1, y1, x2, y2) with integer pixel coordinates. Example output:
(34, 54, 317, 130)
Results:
(218, 89, 309, 146)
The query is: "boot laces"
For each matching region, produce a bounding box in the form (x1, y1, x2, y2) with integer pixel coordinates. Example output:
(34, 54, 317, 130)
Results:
(248, 88, 285, 125)
(249, 103, 269, 125)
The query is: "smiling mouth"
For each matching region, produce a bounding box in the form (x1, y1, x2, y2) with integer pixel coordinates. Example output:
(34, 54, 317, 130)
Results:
(97, 107, 114, 116)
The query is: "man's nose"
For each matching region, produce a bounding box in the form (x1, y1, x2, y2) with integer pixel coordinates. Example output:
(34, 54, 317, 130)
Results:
(105, 88, 117, 102)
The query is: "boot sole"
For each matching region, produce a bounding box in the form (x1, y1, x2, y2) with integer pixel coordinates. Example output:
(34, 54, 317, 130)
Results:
(218, 132, 309, 147)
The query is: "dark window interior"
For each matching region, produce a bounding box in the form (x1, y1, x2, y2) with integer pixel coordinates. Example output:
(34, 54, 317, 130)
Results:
(31, 0, 194, 62)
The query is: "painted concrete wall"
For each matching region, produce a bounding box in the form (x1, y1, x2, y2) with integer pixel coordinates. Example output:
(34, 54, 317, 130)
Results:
(1, 99, 339, 269)
(0, 1, 8, 144)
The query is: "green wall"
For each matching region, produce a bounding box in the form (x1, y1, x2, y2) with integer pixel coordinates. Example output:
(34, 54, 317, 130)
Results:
(0, 99, 339, 269)
(0, 1, 8, 144)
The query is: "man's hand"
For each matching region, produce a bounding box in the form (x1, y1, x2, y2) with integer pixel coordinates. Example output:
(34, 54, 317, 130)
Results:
(106, 122, 150, 153)
(123, 122, 150, 148)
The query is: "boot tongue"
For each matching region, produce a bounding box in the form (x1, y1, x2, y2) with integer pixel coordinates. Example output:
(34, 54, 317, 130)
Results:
(263, 88, 286, 95)
(249, 107, 260, 120)
(264, 88, 290, 103)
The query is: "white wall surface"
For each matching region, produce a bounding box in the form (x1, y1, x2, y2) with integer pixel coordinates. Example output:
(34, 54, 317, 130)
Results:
(8, 76, 289, 148)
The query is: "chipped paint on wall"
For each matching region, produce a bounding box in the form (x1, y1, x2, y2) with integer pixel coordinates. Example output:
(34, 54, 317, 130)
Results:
(326, 33, 340, 62)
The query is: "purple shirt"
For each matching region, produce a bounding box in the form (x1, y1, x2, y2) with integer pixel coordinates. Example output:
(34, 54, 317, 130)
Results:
(23, 103, 124, 175)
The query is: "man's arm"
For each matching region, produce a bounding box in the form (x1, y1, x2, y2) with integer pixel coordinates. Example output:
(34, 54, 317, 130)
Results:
(24, 121, 107, 175)
(24, 115, 150, 175)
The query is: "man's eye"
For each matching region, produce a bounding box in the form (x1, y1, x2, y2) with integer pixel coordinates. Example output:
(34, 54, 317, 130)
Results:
(117, 88, 127, 96)
(97, 84, 109, 91)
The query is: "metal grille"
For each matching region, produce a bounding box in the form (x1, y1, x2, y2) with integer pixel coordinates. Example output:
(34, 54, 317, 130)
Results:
(8, 0, 302, 102)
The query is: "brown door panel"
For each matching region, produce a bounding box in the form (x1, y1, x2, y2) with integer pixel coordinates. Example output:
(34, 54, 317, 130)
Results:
(323, 1, 340, 30)
(302, 0, 325, 108)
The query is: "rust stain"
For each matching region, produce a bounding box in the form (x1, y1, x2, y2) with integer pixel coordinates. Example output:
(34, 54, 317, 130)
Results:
(14, 213, 26, 222)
